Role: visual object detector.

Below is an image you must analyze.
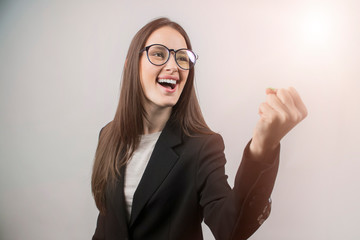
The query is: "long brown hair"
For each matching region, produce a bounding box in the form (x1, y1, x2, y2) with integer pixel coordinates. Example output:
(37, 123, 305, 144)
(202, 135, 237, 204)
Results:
(91, 17, 213, 213)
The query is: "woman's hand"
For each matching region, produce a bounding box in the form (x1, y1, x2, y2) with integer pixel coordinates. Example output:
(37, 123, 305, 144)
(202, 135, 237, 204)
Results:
(249, 87, 308, 161)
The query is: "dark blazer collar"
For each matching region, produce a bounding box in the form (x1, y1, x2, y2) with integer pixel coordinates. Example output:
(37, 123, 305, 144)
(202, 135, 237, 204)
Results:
(129, 119, 183, 227)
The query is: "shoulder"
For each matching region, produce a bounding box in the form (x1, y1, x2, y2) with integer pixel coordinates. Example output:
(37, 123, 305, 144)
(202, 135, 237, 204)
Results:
(180, 132, 225, 159)
(185, 131, 224, 145)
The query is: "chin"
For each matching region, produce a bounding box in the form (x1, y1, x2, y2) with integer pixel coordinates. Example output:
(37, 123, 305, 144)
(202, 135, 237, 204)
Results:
(158, 97, 180, 108)
(161, 102, 177, 108)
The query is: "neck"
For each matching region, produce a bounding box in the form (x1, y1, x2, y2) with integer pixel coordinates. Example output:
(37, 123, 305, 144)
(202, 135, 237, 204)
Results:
(143, 104, 172, 135)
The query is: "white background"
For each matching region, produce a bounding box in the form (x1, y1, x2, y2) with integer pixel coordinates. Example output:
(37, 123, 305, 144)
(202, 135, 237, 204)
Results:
(1, 0, 359, 239)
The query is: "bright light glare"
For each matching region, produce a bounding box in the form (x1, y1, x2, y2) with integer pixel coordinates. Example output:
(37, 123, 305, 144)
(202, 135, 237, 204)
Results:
(301, 10, 333, 46)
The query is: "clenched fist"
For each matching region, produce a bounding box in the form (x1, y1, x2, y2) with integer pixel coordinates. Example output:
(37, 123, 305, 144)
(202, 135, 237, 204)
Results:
(250, 87, 308, 161)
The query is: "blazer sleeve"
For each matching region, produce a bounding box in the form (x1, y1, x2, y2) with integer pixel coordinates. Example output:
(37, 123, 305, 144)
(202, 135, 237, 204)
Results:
(196, 134, 280, 240)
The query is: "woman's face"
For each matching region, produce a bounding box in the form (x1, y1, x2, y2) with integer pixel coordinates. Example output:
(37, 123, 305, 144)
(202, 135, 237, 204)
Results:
(139, 26, 189, 111)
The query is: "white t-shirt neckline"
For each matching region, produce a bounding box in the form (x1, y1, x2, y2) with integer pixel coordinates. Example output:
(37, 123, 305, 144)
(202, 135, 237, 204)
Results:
(124, 131, 162, 220)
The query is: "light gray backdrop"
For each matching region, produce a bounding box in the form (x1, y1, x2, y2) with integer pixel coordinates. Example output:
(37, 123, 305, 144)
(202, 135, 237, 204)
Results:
(1, 0, 359, 239)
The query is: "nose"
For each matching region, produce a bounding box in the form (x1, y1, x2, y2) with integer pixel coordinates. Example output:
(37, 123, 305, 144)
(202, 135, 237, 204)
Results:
(164, 52, 178, 72)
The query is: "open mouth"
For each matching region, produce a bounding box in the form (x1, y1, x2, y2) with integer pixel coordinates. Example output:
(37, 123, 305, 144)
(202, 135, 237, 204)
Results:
(157, 79, 177, 90)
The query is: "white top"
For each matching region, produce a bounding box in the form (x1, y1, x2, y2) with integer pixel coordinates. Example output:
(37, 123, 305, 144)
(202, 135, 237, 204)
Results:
(124, 131, 161, 220)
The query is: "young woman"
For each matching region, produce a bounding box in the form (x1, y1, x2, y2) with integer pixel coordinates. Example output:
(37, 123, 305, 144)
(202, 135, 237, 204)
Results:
(91, 18, 307, 240)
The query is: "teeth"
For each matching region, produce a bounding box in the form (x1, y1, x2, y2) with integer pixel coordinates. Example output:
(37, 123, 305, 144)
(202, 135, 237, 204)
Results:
(157, 79, 177, 85)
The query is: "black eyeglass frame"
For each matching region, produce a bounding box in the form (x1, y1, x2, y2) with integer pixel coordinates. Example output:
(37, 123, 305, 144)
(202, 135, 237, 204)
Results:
(140, 43, 198, 70)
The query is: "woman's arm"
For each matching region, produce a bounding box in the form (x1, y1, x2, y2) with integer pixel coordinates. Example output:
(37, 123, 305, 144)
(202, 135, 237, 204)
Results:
(196, 134, 280, 240)
(198, 87, 307, 240)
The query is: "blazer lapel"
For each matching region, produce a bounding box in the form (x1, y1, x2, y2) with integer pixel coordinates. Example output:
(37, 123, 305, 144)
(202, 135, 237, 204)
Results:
(129, 120, 182, 227)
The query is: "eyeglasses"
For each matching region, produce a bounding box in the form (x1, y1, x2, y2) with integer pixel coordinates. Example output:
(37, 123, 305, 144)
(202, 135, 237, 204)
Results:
(140, 44, 198, 70)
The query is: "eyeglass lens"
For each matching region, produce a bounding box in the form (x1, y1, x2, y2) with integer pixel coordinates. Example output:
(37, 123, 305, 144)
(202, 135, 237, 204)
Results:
(147, 45, 196, 70)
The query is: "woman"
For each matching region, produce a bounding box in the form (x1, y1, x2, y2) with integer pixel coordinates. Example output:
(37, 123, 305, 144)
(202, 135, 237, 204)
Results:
(91, 18, 307, 240)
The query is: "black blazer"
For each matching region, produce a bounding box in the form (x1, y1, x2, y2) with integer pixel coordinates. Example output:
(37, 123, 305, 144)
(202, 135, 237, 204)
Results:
(92, 120, 280, 240)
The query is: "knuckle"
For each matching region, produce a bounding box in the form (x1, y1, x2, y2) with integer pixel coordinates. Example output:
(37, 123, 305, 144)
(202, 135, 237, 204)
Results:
(268, 112, 278, 122)
(281, 112, 290, 123)
(303, 108, 308, 118)
(278, 88, 286, 94)
(273, 112, 286, 124)
(298, 109, 307, 121)
(290, 111, 301, 123)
